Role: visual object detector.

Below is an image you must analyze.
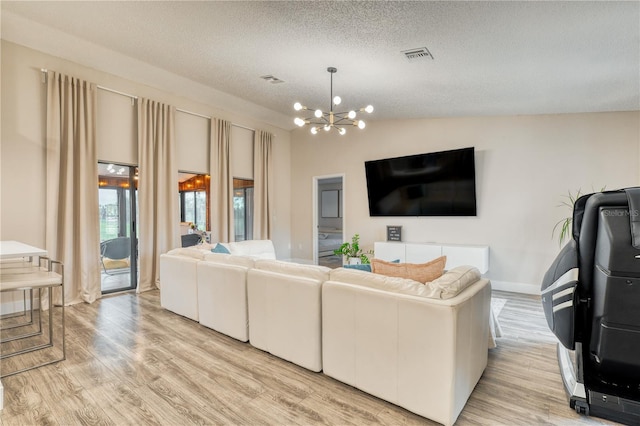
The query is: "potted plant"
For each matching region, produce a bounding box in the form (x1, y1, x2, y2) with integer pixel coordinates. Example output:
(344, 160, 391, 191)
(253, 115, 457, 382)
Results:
(333, 234, 373, 265)
(552, 187, 605, 246)
(552, 189, 583, 246)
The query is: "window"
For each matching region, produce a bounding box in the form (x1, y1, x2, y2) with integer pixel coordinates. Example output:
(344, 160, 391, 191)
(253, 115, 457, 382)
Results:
(233, 178, 254, 241)
(179, 173, 210, 232)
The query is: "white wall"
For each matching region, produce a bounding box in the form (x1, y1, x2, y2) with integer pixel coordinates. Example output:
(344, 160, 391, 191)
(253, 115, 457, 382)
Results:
(290, 112, 640, 293)
(1, 41, 292, 259)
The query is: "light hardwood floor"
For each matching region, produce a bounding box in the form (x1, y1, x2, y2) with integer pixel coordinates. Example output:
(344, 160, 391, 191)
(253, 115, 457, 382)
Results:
(0, 290, 621, 425)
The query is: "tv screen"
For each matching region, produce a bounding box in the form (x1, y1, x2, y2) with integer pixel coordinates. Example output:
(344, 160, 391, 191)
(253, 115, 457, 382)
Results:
(364, 147, 477, 216)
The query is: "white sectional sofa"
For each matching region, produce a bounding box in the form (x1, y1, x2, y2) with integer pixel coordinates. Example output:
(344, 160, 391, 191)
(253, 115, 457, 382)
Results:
(159, 241, 492, 426)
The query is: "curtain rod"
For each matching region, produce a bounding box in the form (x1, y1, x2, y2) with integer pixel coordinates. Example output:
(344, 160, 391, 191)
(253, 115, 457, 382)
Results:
(41, 68, 138, 100)
(40, 69, 256, 132)
(177, 108, 256, 132)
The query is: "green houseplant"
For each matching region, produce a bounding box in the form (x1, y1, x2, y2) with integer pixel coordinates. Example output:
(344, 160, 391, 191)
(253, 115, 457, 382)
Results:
(333, 234, 373, 264)
(552, 187, 605, 246)
(552, 189, 583, 246)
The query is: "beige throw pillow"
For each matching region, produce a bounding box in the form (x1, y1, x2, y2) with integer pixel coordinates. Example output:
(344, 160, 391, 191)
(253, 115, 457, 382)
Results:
(371, 256, 446, 284)
(425, 265, 481, 299)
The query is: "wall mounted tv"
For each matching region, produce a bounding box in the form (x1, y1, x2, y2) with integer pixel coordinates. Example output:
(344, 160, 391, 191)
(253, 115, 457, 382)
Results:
(364, 147, 477, 217)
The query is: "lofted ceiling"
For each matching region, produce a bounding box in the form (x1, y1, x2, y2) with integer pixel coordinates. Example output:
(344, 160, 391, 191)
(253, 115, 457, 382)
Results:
(2, 1, 639, 130)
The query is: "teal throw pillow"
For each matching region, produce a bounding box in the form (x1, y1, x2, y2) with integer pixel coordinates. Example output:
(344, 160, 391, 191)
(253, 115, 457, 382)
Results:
(211, 243, 231, 254)
(344, 264, 372, 272)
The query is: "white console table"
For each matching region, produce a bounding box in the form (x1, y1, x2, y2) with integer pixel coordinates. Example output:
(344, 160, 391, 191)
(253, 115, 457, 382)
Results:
(0, 241, 47, 260)
(374, 241, 489, 274)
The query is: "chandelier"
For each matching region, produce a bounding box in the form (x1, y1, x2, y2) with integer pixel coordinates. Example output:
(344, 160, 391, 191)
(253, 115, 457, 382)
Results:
(293, 67, 373, 135)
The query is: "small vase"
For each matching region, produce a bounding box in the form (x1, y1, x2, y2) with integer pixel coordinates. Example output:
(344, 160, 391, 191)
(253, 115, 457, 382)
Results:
(348, 257, 361, 265)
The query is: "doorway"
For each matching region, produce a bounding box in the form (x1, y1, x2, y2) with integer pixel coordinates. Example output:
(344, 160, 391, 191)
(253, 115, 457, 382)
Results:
(98, 162, 138, 293)
(233, 178, 254, 241)
(313, 174, 345, 267)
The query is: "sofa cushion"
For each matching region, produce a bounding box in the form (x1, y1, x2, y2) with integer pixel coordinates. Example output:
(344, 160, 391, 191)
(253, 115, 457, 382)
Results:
(254, 259, 330, 281)
(166, 247, 208, 260)
(329, 267, 430, 297)
(203, 252, 255, 269)
(212, 243, 231, 254)
(425, 265, 481, 299)
(371, 256, 446, 283)
(227, 240, 276, 259)
(196, 242, 215, 251)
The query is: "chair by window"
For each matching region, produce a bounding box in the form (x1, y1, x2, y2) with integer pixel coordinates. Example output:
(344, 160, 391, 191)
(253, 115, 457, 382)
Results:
(100, 237, 131, 275)
(181, 234, 201, 247)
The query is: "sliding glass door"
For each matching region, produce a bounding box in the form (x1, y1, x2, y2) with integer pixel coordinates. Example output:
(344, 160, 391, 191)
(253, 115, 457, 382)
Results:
(98, 163, 138, 293)
(233, 178, 254, 241)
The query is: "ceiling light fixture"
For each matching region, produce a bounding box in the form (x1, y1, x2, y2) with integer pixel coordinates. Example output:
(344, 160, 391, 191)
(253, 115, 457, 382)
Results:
(294, 67, 373, 136)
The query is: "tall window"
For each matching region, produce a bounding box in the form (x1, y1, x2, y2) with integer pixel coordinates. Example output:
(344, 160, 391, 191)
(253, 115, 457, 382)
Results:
(234, 178, 254, 241)
(179, 173, 210, 231)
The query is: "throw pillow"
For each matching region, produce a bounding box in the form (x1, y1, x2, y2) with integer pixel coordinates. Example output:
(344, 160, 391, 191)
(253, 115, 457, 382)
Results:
(211, 243, 231, 254)
(371, 256, 446, 283)
(425, 265, 481, 299)
(343, 264, 372, 272)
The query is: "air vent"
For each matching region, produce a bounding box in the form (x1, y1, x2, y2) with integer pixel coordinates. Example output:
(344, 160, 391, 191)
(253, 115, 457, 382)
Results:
(401, 47, 434, 62)
(260, 75, 285, 84)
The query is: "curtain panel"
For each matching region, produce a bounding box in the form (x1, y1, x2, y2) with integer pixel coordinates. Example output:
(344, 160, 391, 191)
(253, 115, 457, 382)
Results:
(253, 130, 274, 240)
(45, 71, 101, 306)
(210, 118, 234, 242)
(137, 98, 179, 292)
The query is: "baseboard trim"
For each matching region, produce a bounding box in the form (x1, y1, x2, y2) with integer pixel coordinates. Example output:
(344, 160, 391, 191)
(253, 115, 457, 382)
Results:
(0, 294, 37, 316)
(490, 280, 540, 295)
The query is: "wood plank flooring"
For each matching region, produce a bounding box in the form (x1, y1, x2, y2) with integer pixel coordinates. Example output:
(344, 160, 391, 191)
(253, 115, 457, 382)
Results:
(0, 289, 622, 425)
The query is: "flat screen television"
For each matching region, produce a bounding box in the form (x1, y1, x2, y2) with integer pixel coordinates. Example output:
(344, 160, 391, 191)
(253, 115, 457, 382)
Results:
(364, 147, 477, 216)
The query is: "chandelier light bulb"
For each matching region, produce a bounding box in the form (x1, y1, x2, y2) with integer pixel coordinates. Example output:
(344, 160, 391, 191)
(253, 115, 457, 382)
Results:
(311, 127, 318, 135)
(348, 110, 356, 119)
(324, 125, 331, 132)
(333, 95, 342, 105)
(294, 117, 305, 127)
(358, 120, 366, 129)
(365, 105, 374, 113)
(314, 109, 323, 118)
(338, 127, 346, 136)
(294, 102, 303, 111)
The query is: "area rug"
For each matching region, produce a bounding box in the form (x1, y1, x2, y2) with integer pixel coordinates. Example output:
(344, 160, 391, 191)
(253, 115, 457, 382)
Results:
(492, 297, 507, 318)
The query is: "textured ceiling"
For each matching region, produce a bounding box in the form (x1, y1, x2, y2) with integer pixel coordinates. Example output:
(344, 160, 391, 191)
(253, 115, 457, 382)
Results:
(2, 1, 639, 130)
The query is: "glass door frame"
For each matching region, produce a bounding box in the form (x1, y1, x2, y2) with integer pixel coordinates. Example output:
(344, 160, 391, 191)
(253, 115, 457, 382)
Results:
(98, 162, 138, 294)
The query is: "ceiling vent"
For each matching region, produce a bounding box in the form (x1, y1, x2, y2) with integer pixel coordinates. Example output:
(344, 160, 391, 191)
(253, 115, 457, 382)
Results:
(401, 47, 434, 62)
(260, 75, 285, 84)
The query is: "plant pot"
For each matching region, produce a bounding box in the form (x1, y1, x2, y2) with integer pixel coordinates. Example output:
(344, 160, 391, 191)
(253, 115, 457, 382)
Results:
(348, 257, 361, 265)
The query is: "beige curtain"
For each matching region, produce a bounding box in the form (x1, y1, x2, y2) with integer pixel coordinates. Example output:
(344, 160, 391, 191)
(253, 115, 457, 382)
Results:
(137, 98, 179, 292)
(45, 71, 101, 306)
(209, 118, 234, 242)
(253, 130, 274, 239)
